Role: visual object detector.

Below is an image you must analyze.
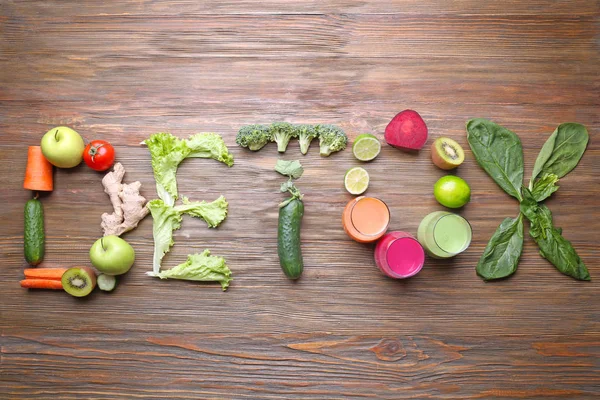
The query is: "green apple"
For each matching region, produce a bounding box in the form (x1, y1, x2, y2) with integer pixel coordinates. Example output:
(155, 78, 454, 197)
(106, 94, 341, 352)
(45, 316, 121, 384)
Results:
(40, 126, 85, 168)
(89, 235, 135, 276)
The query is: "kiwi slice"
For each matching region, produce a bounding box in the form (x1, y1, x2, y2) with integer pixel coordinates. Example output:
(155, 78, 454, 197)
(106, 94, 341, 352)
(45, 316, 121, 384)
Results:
(97, 274, 117, 292)
(431, 137, 465, 170)
(61, 266, 97, 297)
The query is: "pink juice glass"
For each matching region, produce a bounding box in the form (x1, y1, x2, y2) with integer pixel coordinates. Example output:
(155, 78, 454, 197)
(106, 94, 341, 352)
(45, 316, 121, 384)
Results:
(374, 231, 425, 279)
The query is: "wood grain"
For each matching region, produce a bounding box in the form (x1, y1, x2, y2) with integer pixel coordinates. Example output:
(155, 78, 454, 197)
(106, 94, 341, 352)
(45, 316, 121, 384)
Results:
(1, 1, 599, 398)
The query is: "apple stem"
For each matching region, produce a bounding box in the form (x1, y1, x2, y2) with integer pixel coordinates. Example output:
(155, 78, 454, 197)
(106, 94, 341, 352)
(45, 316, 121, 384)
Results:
(101, 237, 106, 251)
(54, 129, 59, 141)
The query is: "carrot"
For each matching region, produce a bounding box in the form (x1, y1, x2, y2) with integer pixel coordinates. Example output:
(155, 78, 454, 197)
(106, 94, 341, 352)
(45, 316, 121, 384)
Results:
(20, 279, 63, 290)
(24, 268, 67, 280)
(23, 146, 53, 191)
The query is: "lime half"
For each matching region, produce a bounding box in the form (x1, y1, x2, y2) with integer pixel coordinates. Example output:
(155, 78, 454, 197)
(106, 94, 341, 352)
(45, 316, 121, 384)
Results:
(352, 134, 381, 162)
(345, 167, 370, 195)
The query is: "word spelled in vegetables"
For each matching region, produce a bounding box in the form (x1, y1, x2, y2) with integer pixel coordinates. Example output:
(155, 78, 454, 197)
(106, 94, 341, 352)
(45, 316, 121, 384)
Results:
(467, 119, 589, 281)
(275, 160, 305, 279)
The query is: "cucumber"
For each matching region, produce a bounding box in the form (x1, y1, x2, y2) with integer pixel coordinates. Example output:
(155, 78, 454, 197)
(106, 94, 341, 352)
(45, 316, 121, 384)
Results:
(24, 198, 45, 265)
(277, 198, 304, 279)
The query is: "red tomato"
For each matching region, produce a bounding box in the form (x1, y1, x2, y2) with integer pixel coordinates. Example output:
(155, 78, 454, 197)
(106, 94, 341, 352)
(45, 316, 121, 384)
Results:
(83, 140, 115, 171)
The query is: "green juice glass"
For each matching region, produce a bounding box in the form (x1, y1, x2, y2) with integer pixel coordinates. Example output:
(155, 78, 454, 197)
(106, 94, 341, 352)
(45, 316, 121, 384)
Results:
(417, 211, 472, 258)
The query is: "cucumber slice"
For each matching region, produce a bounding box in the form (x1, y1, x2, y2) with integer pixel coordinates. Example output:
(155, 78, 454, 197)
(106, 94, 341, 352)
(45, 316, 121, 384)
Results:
(97, 274, 117, 292)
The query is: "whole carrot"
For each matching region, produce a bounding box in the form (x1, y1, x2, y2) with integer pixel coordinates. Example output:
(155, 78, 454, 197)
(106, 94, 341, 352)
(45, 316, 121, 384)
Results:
(20, 279, 63, 290)
(24, 268, 67, 280)
(23, 146, 53, 191)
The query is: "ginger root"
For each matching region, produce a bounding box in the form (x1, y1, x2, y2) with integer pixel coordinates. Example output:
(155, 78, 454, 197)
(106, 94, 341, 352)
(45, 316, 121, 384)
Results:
(101, 162, 149, 236)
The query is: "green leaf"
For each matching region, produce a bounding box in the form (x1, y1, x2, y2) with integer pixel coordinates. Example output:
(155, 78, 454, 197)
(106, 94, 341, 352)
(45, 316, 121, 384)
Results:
(531, 173, 559, 202)
(144, 133, 191, 206)
(529, 123, 588, 188)
(147, 199, 184, 275)
(466, 119, 524, 201)
(275, 159, 304, 179)
(476, 214, 524, 281)
(520, 188, 590, 281)
(144, 133, 234, 206)
(186, 133, 234, 167)
(176, 196, 229, 228)
(148, 249, 232, 291)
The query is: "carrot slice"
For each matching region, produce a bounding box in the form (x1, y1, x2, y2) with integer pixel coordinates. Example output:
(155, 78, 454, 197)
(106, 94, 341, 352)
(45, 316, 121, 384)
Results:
(20, 279, 63, 289)
(24, 268, 67, 280)
(24, 146, 53, 191)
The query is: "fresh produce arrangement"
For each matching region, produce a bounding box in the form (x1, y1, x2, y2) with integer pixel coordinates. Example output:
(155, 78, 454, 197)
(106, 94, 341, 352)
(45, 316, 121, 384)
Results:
(275, 160, 306, 279)
(237, 122, 348, 156)
(21, 126, 144, 297)
(467, 119, 589, 281)
(143, 132, 233, 290)
(19, 109, 592, 299)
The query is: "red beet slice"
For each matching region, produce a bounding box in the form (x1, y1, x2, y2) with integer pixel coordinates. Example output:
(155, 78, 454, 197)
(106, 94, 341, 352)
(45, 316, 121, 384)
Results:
(384, 110, 428, 151)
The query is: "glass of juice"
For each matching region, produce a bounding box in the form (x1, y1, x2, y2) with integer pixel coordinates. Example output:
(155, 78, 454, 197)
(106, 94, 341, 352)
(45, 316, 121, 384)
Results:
(374, 231, 425, 279)
(417, 211, 472, 258)
(342, 196, 390, 243)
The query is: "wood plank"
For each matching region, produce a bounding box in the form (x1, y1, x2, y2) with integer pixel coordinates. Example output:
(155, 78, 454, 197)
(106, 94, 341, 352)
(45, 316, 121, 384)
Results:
(2, 0, 599, 16)
(2, 330, 599, 399)
(2, 14, 597, 60)
(1, 0, 599, 398)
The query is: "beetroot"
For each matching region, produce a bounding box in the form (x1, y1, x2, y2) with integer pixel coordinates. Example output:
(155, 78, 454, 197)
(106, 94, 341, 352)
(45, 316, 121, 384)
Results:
(384, 110, 428, 151)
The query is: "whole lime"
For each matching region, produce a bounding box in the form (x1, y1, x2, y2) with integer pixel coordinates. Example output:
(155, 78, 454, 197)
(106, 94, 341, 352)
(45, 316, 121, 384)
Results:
(433, 175, 471, 208)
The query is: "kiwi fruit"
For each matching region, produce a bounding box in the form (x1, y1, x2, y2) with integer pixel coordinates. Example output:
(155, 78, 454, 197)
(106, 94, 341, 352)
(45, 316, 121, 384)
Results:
(431, 137, 465, 170)
(61, 266, 97, 297)
(97, 274, 117, 292)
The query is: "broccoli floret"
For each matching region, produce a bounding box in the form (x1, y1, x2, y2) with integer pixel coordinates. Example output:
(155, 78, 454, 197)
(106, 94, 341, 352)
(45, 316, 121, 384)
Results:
(295, 124, 319, 155)
(236, 124, 271, 151)
(270, 122, 297, 153)
(316, 124, 348, 156)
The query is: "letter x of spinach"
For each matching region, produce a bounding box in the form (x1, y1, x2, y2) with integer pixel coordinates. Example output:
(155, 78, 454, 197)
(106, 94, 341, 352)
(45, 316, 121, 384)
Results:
(467, 119, 589, 281)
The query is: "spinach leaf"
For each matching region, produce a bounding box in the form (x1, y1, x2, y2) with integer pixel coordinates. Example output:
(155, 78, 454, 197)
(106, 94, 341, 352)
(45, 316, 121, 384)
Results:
(520, 188, 590, 281)
(476, 214, 524, 281)
(466, 119, 524, 201)
(529, 123, 589, 188)
(531, 173, 559, 202)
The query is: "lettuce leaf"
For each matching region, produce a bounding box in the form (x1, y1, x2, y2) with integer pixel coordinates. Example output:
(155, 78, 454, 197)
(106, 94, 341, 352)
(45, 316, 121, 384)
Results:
(176, 196, 228, 228)
(146, 196, 229, 277)
(144, 133, 190, 206)
(186, 133, 234, 167)
(144, 132, 234, 206)
(147, 199, 183, 275)
(147, 250, 232, 291)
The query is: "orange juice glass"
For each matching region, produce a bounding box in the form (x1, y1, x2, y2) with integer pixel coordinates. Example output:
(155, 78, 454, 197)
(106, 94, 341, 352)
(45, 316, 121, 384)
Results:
(342, 196, 390, 243)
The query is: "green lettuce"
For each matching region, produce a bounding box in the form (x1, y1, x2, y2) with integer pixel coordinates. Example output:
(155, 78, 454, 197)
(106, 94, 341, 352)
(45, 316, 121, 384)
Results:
(144, 132, 234, 206)
(147, 250, 232, 291)
(144, 133, 190, 206)
(177, 196, 228, 228)
(147, 199, 184, 275)
(187, 133, 234, 167)
(146, 196, 229, 277)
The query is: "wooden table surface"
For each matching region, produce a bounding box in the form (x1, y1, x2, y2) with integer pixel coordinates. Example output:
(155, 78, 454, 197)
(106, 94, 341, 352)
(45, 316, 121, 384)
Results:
(1, 1, 599, 398)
